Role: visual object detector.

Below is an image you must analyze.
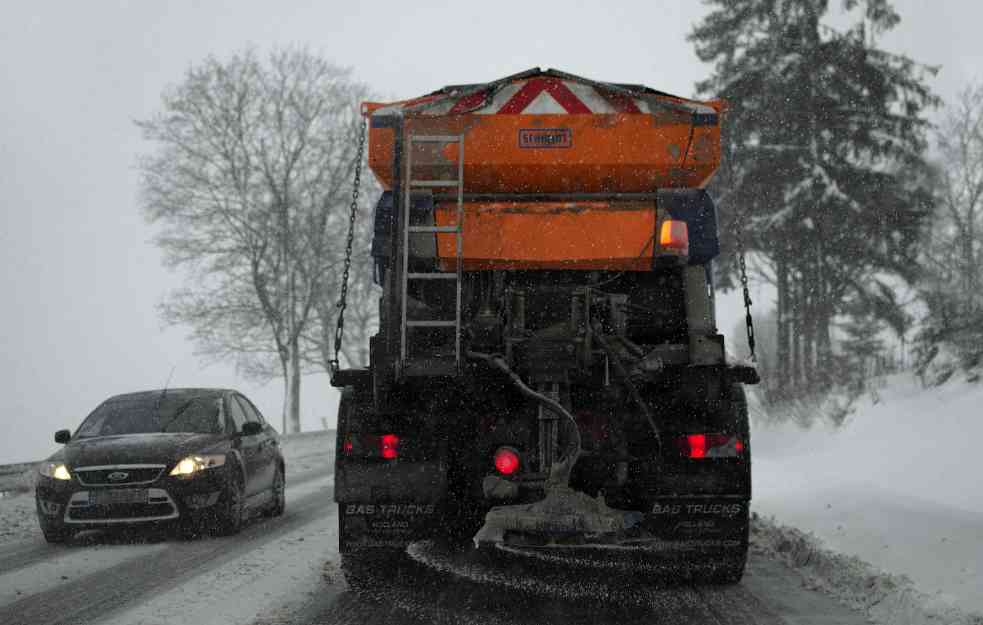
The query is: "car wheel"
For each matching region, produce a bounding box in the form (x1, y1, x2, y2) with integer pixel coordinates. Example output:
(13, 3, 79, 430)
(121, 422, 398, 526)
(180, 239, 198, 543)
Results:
(212, 470, 244, 536)
(177, 518, 201, 540)
(42, 527, 72, 544)
(264, 464, 285, 517)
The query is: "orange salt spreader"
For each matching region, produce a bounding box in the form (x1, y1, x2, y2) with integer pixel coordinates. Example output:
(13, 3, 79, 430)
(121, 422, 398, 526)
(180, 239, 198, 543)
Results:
(362, 67, 725, 271)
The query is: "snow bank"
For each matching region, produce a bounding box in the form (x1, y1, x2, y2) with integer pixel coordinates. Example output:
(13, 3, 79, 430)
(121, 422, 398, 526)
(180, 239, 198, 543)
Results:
(752, 514, 983, 625)
(752, 374, 983, 618)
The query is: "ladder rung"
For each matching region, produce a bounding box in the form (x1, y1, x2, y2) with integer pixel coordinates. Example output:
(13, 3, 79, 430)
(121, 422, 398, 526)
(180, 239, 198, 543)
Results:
(410, 180, 460, 188)
(408, 225, 459, 233)
(410, 135, 461, 143)
(403, 359, 459, 377)
(406, 320, 457, 328)
(407, 273, 457, 280)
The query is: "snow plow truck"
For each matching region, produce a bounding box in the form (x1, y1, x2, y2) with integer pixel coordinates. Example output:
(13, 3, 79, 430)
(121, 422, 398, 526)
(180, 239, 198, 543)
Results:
(331, 68, 759, 585)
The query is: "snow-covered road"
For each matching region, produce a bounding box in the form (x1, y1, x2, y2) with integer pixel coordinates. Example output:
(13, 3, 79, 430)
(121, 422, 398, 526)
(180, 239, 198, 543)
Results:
(0, 420, 968, 625)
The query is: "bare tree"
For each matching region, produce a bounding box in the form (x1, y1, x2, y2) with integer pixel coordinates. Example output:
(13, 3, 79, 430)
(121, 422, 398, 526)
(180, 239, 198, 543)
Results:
(307, 205, 380, 370)
(915, 82, 983, 382)
(138, 48, 368, 432)
(934, 84, 983, 312)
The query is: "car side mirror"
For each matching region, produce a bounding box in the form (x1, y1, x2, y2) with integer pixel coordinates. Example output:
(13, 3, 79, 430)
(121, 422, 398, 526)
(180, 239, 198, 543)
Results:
(54, 430, 71, 444)
(241, 422, 263, 437)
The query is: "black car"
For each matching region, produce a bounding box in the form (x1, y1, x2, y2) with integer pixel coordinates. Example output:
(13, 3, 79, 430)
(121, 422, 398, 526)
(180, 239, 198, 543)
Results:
(35, 388, 285, 543)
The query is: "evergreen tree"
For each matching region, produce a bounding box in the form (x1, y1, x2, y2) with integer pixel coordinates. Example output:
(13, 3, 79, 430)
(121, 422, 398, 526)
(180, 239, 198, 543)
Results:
(690, 0, 937, 399)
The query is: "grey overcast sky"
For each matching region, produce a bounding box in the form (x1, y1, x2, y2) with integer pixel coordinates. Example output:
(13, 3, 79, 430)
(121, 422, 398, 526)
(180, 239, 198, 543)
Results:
(1, 1, 979, 463)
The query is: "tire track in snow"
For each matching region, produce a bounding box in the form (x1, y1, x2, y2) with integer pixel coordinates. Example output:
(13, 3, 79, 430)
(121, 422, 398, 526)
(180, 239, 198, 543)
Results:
(0, 473, 334, 625)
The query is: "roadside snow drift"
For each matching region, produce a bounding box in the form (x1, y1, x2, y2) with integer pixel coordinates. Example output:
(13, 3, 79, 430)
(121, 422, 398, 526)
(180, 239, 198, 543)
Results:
(752, 374, 983, 618)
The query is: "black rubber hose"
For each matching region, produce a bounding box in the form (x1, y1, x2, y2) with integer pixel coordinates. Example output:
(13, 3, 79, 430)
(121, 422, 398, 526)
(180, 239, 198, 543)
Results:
(466, 351, 581, 487)
(590, 322, 662, 447)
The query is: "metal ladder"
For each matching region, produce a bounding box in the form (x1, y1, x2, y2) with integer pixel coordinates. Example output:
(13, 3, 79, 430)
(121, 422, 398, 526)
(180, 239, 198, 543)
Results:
(399, 134, 464, 377)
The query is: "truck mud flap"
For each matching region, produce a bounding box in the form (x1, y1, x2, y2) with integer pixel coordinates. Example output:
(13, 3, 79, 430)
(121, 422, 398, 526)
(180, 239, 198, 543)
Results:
(335, 461, 447, 503)
(336, 461, 449, 551)
(633, 497, 749, 556)
(341, 502, 444, 550)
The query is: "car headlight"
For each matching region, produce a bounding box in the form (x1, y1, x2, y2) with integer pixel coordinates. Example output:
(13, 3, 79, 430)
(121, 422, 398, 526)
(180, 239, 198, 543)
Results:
(39, 463, 72, 480)
(169, 454, 226, 477)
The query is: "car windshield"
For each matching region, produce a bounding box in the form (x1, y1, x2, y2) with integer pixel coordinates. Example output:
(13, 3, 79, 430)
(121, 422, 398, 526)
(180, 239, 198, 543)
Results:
(75, 394, 224, 438)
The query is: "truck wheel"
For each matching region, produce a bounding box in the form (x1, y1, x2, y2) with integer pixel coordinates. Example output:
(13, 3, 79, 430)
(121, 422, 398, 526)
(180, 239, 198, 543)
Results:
(444, 507, 485, 548)
(708, 384, 751, 584)
(710, 555, 748, 584)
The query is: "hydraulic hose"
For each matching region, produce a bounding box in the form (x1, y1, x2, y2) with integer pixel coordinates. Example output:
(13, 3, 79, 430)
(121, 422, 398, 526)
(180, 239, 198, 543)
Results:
(590, 321, 662, 447)
(466, 351, 581, 487)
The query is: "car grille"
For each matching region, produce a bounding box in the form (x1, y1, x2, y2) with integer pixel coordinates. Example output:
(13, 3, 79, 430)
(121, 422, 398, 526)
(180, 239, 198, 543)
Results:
(67, 502, 176, 521)
(75, 465, 165, 486)
(65, 488, 179, 523)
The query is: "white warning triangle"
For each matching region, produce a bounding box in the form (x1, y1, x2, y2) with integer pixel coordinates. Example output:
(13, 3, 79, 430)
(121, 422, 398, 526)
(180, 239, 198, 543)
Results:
(520, 91, 569, 114)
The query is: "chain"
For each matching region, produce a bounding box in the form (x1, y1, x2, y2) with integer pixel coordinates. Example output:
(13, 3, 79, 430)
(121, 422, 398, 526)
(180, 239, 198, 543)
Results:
(330, 115, 367, 377)
(735, 213, 757, 363)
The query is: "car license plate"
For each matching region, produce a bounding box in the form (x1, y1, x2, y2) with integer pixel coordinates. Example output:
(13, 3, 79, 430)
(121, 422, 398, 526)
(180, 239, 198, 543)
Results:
(91, 489, 148, 506)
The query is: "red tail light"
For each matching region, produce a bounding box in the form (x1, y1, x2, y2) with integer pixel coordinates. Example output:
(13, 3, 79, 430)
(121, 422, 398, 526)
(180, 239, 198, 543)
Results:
(687, 434, 707, 459)
(676, 433, 744, 459)
(494, 447, 521, 476)
(380, 434, 400, 460)
(341, 433, 401, 459)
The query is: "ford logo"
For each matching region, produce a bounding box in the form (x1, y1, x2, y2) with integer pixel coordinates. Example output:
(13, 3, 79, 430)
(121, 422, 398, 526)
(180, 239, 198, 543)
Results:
(107, 471, 130, 481)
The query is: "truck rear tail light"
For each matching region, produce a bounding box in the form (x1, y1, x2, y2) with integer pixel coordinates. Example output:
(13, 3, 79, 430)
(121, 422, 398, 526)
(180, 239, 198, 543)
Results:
(659, 219, 689, 256)
(675, 434, 743, 459)
(493, 447, 521, 476)
(380, 434, 400, 460)
(341, 434, 401, 459)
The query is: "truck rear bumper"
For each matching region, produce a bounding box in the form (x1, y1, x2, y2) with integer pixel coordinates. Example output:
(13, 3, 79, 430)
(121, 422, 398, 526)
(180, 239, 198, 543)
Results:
(639, 496, 748, 551)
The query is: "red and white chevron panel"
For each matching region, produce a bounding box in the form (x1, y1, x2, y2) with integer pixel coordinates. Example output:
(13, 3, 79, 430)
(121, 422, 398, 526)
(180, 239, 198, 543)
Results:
(376, 78, 659, 116)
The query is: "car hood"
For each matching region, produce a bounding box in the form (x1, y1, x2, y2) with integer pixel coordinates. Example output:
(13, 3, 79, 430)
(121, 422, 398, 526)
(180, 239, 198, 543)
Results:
(60, 433, 227, 468)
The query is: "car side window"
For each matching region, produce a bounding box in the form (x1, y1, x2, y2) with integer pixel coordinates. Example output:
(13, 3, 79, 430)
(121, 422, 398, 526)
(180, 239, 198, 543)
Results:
(235, 396, 262, 425)
(246, 397, 272, 429)
(226, 396, 248, 432)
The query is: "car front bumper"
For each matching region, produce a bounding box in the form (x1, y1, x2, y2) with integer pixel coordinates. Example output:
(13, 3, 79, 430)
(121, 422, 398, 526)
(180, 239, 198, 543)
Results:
(36, 466, 230, 530)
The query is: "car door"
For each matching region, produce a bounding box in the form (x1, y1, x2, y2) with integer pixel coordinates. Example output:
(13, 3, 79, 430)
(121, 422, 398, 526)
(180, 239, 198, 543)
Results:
(227, 394, 263, 497)
(235, 395, 276, 494)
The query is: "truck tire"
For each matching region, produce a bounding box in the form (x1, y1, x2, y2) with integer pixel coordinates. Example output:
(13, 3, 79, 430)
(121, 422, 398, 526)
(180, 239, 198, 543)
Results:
(708, 383, 751, 584)
(708, 506, 749, 584)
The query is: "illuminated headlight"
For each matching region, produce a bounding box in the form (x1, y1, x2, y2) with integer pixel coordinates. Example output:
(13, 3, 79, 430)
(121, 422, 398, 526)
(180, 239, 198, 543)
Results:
(39, 463, 72, 480)
(169, 455, 226, 477)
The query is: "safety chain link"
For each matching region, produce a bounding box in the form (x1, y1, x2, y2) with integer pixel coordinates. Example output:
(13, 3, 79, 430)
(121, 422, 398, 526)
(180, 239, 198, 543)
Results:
(735, 213, 757, 363)
(330, 115, 367, 377)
